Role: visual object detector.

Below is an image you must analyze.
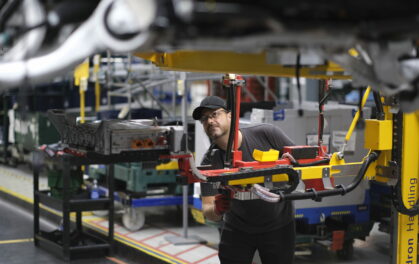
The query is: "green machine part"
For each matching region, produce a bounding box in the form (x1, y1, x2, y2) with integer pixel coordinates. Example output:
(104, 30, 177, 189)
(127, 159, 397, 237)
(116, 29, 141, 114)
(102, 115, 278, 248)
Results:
(47, 168, 84, 199)
(89, 163, 181, 196)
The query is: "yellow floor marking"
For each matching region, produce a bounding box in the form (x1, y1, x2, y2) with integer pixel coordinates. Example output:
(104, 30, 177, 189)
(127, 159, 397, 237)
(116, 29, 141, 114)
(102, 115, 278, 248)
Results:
(0, 186, 33, 204)
(85, 219, 186, 264)
(0, 186, 95, 218)
(0, 238, 34, 245)
(0, 187, 188, 264)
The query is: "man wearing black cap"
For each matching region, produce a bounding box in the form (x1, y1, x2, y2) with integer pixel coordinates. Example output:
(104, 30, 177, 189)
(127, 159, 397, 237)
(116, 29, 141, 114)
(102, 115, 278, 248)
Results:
(192, 96, 296, 264)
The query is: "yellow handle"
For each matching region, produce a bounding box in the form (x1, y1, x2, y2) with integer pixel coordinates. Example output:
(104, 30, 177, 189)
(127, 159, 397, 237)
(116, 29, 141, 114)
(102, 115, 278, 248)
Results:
(74, 58, 90, 124)
(345, 86, 371, 142)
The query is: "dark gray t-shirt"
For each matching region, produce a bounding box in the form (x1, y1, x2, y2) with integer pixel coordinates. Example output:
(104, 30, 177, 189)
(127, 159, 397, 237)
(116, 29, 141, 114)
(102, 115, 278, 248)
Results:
(201, 123, 295, 233)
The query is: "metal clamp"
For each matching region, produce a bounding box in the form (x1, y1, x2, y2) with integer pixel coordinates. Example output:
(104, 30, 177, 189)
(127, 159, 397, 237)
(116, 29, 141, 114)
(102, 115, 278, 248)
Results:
(322, 167, 333, 190)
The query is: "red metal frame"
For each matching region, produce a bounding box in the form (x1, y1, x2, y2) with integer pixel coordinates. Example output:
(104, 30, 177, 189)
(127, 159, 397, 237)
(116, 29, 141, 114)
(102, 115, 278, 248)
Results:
(166, 75, 330, 186)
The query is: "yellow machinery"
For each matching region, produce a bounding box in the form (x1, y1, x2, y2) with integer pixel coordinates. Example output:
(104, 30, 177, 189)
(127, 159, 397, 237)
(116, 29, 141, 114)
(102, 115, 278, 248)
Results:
(137, 50, 419, 264)
(393, 111, 419, 263)
(136, 51, 351, 80)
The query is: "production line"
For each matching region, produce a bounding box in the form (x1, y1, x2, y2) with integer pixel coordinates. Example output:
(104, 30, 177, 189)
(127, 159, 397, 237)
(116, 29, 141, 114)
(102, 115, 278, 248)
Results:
(0, 1, 419, 264)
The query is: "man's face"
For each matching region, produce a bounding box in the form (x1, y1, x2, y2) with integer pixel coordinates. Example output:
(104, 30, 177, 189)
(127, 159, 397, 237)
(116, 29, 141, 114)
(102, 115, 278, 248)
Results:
(200, 108, 231, 140)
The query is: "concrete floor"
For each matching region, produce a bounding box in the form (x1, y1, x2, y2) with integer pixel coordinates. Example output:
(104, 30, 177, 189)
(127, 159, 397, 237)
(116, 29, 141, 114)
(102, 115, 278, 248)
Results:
(0, 163, 392, 264)
(293, 224, 390, 264)
(112, 203, 391, 264)
(0, 196, 139, 264)
(0, 195, 391, 264)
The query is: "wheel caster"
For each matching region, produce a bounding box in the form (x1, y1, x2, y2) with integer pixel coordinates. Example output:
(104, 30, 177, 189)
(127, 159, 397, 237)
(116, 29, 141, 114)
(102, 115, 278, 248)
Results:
(122, 207, 145, 231)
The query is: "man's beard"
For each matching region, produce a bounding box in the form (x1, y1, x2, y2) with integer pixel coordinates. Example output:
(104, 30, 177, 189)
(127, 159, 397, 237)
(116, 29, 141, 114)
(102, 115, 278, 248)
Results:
(207, 125, 226, 140)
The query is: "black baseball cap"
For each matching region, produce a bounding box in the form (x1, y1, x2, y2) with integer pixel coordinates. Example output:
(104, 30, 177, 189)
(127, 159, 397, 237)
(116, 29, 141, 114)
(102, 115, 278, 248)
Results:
(192, 96, 227, 120)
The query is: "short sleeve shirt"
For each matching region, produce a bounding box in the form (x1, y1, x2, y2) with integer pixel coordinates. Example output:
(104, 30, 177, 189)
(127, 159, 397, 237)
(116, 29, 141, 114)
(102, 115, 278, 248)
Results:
(201, 123, 295, 233)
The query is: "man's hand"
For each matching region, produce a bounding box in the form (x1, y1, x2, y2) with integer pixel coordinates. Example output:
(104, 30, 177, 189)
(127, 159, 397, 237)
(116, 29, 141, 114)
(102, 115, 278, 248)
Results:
(214, 193, 231, 216)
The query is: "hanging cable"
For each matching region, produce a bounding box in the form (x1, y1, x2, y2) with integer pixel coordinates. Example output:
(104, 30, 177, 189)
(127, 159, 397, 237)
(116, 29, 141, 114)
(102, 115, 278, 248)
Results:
(318, 79, 331, 156)
(392, 179, 419, 216)
(295, 53, 303, 117)
(225, 76, 236, 168)
(357, 87, 365, 129)
(372, 91, 385, 120)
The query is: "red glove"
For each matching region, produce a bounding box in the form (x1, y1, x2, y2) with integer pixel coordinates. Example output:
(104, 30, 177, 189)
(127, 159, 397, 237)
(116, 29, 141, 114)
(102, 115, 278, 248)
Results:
(214, 193, 231, 216)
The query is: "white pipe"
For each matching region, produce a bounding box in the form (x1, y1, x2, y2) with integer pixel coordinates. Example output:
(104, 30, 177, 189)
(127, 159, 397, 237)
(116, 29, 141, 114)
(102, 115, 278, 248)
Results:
(251, 184, 280, 203)
(0, 0, 155, 88)
(3, 0, 46, 61)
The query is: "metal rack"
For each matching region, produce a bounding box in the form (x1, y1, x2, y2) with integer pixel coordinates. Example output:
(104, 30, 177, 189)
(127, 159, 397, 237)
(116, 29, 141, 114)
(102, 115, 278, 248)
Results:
(32, 148, 169, 260)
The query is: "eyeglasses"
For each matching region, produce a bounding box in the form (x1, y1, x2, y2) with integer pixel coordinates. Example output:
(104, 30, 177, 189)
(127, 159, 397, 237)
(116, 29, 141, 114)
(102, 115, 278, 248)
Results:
(199, 109, 227, 124)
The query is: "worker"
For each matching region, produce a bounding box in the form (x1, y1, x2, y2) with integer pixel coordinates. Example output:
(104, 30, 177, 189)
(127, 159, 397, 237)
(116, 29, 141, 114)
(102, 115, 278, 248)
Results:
(192, 96, 296, 264)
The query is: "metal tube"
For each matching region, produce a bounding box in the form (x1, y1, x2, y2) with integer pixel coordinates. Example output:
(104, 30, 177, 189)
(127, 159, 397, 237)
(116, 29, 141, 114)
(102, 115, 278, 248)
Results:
(345, 86, 371, 142)
(182, 185, 188, 238)
(234, 79, 241, 152)
(338, 86, 371, 158)
(181, 72, 189, 238)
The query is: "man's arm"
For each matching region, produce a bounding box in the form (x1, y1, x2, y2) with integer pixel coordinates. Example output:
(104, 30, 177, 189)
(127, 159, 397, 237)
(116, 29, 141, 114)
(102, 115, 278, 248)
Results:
(202, 195, 223, 222)
(200, 144, 226, 222)
(201, 182, 223, 222)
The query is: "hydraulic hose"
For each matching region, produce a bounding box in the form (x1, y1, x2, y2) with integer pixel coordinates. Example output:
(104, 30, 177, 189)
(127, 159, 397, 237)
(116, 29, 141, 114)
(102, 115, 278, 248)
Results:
(392, 179, 419, 216)
(275, 151, 380, 202)
(372, 91, 385, 120)
(282, 152, 330, 167)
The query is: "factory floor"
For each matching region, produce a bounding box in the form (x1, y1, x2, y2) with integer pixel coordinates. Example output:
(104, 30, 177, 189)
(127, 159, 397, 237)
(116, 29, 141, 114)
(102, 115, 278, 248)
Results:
(0, 164, 391, 264)
(0, 196, 138, 264)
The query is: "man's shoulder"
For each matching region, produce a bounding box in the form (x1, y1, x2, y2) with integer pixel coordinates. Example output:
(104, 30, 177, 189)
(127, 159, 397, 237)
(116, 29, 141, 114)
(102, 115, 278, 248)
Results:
(241, 123, 275, 134)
